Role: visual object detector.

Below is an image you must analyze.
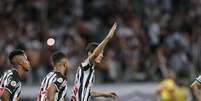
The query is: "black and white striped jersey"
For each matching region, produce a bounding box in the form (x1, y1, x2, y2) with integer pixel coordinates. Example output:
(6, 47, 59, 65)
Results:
(37, 71, 68, 101)
(195, 75, 201, 83)
(70, 58, 95, 101)
(0, 69, 21, 101)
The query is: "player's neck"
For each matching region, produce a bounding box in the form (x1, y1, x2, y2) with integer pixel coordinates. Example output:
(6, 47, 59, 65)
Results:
(15, 66, 25, 77)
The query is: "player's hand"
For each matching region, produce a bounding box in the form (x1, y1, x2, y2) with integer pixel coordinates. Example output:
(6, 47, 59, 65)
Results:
(104, 92, 118, 99)
(106, 22, 117, 40)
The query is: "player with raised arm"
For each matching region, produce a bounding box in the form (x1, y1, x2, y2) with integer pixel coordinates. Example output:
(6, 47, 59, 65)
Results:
(37, 52, 68, 101)
(70, 23, 118, 101)
(0, 49, 31, 101)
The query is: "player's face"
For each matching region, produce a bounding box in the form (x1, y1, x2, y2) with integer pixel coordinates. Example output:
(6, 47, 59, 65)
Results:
(95, 51, 103, 63)
(60, 58, 69, 72)
(20, 54, 31, 71)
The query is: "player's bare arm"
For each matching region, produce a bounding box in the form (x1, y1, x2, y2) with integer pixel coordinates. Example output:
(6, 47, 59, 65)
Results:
(1, 90, 10, 101)
(91, 90, 118, 99)
(191, 81, 201, 101)
(47, 84, 57, 101)
(89, 22, 117, 62)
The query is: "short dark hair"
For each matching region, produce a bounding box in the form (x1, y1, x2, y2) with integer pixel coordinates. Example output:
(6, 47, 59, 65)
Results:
(51, 51, 66, 65)
(85, 42, 98, 53)
(9, 49, 25, 64)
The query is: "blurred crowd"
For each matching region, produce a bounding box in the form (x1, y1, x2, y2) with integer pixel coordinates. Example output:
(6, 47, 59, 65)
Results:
(0, 0, 201, 85)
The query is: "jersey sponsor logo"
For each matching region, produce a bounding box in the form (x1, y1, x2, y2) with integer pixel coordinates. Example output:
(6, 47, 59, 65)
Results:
(61, 80, 67, 87)
(57, 78, 63, 83)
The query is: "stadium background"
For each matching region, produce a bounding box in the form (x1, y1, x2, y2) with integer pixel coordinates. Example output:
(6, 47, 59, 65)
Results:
(0, 0, 201, 100)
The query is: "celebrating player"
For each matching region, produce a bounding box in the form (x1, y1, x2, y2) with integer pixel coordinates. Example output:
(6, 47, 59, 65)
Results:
(70, 23, 118, 101)
(191, 75, 201, 101)
(0, 49, 31, 101)
(37, 52, 68, 101)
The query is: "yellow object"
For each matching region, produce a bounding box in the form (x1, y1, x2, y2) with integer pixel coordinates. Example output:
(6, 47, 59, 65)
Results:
(159, 79, 175, 101)
(173, 86, 188, 101)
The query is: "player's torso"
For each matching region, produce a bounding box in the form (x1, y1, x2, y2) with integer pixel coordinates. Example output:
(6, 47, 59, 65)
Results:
(71, 65, 95, 101)
(0, 69, 21, 101)
(38, 72, 68, 101)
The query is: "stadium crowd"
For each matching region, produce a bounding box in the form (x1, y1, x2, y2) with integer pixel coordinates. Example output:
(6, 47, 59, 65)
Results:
(0, 0, 201, 85)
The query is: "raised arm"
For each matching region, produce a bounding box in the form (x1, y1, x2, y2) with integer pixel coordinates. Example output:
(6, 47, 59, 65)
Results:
(89, 22, 117, 61)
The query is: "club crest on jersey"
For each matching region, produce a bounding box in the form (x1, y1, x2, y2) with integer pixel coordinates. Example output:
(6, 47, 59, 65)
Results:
(10, 81, 17, 87)
(61, 80, 67, 87)
(57, 78, 63, 83)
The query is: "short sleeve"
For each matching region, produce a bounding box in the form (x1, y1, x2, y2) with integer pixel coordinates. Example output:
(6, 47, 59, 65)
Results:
(196, 75, 201, 84)
(52, 75, 64, 91)
(4, 76, 19, 94)
(81, 58, 94, 71)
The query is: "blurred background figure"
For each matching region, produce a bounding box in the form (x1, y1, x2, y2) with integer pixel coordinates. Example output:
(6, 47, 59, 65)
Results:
(156, 70, 176, 101)
(156, 70, 188, 101)
(174, 80, 188, 101)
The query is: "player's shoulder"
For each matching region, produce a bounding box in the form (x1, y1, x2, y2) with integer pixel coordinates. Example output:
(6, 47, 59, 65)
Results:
(3, 69, 21, 86)
(11, 70, 21, 81)
(4, 69, 13, 74)
(80, 58, 94, 70)
(42, 71, 56, 80)
(52, 72, 67, 88)
(5, 69, 20, 80)
(52, 71, 66, 80)
(195, 75, 201, 82)
(196, 75, 201, 79)
(196, 75, 201, 78)
(84, 58, 94, 65)
(46, 71, 55, 76)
